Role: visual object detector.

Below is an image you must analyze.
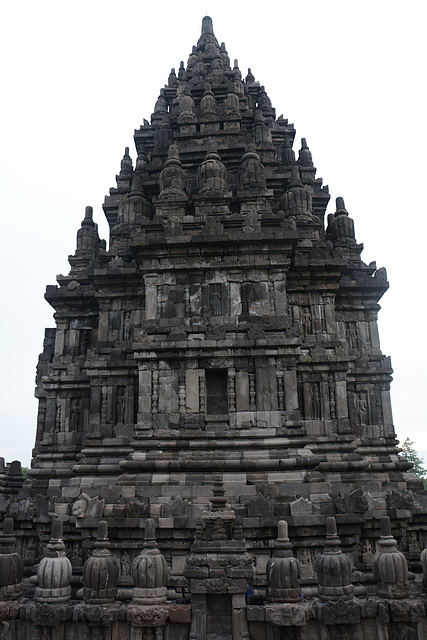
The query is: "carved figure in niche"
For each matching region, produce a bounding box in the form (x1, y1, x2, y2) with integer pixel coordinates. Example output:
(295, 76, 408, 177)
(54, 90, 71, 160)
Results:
(356, 392, 368, 426)
(347, 322, 358, 349)
(120, 551, 132, 576)
(101, 386, 108, 424)
(301, 306, 311, 335)
(21, 537, 36, 560)
(72, 544, 83, 560)
(71, 493, 104, 519)
(142, 630, 154, 640)
(311, 383, 321, 419)
(72, 498, 88, 519)
(407, 531, 421, 554)
(361, 538, 374, 564)
(123, 312, 132, 341)
(116, 387, 126, 424)
(210, 285, 222, 316)
(79, 330, 90, 355)
(298, 548, 311, 566)
(70, 398, 81, 431)
(313, 304, 326, 333)
(329, 382, 336, 420)
(54, 398, 61, 432)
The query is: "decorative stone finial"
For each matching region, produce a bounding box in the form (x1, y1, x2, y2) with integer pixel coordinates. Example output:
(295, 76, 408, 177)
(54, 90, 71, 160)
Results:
(315, 517, 354, 601)
(135, 147, 148, 174)
(159, 143, 187, 201)
(258, 86, 272, 110)
(283, 137, 296, 166)
(115, 147, 133, 193)
(82, 520, 119, 604)
(267, 520, 301, 602)
(187, 46, 198, 69)
(121, 147, 132, 170)
(220, 42, 230, 68)
(299, 138, 313, 166)
(198, 140, 229, 196)
(35, 518, 72, 603)
(252, 108, 273, 146)
(224, 90, 241, 118)
(178, 90, 196, 126)
(200, 83, 218, 121)
(335, 197, 348, 215)
(233, 59, 242, 81)
(178, 60, 185, 80)
(76, 206, 100, 254)
(239, 145, 267, 193)
(289, 166, 303, 189)
(202, 16, 214, 34)
(83, 206, 94, 224)
(326, 197, 356, 247)
(131, 518, 168, 604)
(209, 475, 228, 511)
(168, 67, 177, 86)
(372, 516, 409, 599)
(246, 68, 255, 83)
(0, 518, 24, 601)
(281, 168, 313, 220)
(154, 89, 168, 114)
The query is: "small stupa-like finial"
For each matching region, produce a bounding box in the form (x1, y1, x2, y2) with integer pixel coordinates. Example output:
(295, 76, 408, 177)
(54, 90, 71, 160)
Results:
(315, 517, 354, 601)
(82, 205, 94, 226)
(82, 520, 119, 604)
(299, 138, 313, 166)
(246, 68, 255, 83)
(202, 16, 214, 34)
(373, 516, 409, 599)
(289, 166, 303, 188)
(210, 474, 227, 511)
(267, 519, 301, 602)
(131, 518, 168, 604)
(0, 517, 24, 601)
(35, 518, 72, 603)
(335, 197, 348, 216)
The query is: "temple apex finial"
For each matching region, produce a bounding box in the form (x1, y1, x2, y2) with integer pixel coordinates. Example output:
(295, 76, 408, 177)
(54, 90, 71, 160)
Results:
(202, 16, 214, 35)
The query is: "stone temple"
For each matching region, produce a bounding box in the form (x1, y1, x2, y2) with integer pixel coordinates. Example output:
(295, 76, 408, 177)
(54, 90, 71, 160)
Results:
(1, 15, 427, 640)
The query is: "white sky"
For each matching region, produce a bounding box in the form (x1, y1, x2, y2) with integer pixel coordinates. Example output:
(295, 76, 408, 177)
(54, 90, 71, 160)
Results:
(1, 0, 426, 467)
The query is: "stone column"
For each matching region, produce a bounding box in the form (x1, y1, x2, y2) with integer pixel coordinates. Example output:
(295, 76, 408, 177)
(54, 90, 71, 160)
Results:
(232, 593, 249, 640)
(284, 370, 298, 411)
(137, 366, 152, 427)
(145, 275, 159, 320)
(189, 594, 206, 640)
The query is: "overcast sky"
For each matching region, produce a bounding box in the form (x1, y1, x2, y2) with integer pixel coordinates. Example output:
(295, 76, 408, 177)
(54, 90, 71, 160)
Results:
(1, 0, 426, 467)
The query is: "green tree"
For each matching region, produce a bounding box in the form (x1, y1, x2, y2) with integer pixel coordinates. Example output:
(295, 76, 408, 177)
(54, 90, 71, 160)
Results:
(401, 438, 427, 485)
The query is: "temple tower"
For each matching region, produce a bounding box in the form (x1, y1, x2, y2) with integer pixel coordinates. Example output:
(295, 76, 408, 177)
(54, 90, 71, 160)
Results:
(3, 16, 427, 640)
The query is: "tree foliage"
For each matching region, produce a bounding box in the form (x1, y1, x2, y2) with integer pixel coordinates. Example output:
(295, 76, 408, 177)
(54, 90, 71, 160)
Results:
(401, 438, 427, 481)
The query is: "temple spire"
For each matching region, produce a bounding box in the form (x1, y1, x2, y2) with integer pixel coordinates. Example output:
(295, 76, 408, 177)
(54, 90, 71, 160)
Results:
(202, 15, 214, 34)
